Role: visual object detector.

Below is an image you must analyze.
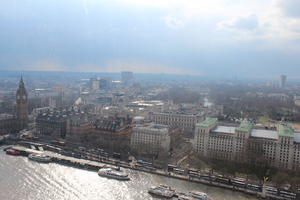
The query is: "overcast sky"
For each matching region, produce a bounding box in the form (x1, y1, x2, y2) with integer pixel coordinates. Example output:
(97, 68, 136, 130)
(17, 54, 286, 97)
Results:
(0, 0, 300, 78)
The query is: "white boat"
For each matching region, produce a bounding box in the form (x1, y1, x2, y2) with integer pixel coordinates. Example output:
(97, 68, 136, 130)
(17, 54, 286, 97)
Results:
(148, 185, 176, 198)
(176, 191, 212, 200)
(28, 153, 52, 163)
(98, 168, 130, 181)
(174, 193, 194, 200)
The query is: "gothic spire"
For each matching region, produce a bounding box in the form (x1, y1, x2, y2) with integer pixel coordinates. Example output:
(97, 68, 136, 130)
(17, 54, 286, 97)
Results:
(19, 75, 25, 88)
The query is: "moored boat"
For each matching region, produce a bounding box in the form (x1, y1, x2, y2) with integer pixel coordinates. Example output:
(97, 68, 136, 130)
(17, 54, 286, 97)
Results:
(98, 168, 130, 181)
(28, 153, 52, 163)
(148, 185, 176, 198)
(175, 191, 212, 200)
(6, 148, 21, 156)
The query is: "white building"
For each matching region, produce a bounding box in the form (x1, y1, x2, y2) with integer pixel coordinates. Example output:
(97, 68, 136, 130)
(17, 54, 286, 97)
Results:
(131, 123, 170, 155)
(192, 118, 300, 171)
(148, 112, 203, 131)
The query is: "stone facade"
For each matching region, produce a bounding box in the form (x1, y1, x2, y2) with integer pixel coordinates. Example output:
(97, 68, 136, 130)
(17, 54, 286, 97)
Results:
(192, 118, 300, 171)
(0, 77, 28, 135)
(148, 112, 203, 131)
(69, 116, 132, 152)
(131, 123, 170, 156)
(36, 109, 88, 139)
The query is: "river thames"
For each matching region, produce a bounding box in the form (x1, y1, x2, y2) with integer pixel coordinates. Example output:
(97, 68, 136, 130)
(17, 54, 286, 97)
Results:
(0, 146, 257, 200)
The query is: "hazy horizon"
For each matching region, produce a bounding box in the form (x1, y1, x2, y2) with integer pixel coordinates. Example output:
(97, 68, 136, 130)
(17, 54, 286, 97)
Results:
(1, 0, 300, 78)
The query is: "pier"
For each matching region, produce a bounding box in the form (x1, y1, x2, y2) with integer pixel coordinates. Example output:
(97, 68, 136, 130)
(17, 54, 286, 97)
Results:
(11, 145, 119, 171)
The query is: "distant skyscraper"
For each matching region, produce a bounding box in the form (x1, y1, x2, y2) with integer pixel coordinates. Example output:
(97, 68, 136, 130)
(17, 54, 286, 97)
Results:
(280, 74, 287, 88)
(16, 77, 28, 129)
(99, 77, 112, 90)
(90, 78, 100, 90)
(121, 71, 133, 85)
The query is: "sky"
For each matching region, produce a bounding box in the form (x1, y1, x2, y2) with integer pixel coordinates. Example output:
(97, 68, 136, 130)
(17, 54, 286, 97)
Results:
(0, 0, 300, 78)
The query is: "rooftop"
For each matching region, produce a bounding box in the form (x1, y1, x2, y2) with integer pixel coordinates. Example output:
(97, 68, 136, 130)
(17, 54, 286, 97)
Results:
(278, 124, 294, 138)
(212, 126, 236, 134)
(197, 117, 218, 127)
(236, 120, 253, 132)
(251, 129, 279, 140)
(0, 113, 14, 120)
(150, 110, 202, 116)
(295, 132, 300, 143)
(135, 123, 169, 132)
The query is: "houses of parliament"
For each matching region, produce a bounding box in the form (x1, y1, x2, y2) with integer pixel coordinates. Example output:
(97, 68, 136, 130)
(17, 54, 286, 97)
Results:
(0, 77, 28, 135)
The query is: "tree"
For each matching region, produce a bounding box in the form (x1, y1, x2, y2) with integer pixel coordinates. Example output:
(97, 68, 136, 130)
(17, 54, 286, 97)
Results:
(272, 172, 289, 188)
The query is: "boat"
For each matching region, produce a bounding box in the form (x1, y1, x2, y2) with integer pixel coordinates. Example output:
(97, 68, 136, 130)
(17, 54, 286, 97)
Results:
(98, 168, 130, 181)
(28, 153, 52, 163)
(148, 185, 176, 198)
(174, 193, 194, 200)
(3, 146, 12, 152)
(6, 148, 21, 156)
(175, 191, 212, 200)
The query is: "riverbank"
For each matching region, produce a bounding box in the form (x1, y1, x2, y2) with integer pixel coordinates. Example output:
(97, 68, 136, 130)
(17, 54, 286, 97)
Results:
(4, 142, 297, 200)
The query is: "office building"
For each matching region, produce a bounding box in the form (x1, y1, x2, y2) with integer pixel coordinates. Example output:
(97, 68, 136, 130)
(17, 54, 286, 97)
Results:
(192, 118, 300, 170)
(131, 123, 170, 155)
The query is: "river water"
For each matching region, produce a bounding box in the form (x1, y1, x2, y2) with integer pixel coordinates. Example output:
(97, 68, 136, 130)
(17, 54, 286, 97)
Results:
(0, 146, 257, 200)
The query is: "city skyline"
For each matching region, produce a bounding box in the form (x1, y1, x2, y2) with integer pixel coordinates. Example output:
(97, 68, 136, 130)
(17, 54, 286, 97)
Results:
(1, 1, 300, 199)
(1, 0, 300, 78)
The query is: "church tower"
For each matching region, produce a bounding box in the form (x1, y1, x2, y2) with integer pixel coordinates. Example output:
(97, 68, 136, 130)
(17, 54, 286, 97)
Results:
(16, 76, 28, 129)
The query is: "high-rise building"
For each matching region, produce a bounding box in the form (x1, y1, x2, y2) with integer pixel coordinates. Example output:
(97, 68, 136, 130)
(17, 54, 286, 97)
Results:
(280, 74, 287, 88)
(90, 78, 100, 90)
(121, 71, 133, 85)
(16, 77, 28, 129)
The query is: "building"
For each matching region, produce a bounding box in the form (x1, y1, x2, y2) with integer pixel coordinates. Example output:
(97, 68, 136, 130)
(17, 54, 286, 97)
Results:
(121, 71, 133, 85)
(148, 112, 203, 132)
(90, 78, 100, 90)
(0, 114, 19, 135)
(99, 77, 112, 90)
(68, 115, 132, 152)
(0, 77, 28, 135)
(280, 74, 287, 88)
(36, 109, 88, 139)
(295, 98, 300, 107)
(192, 118, 300, 171)
(131, 123, 170, 156)
(16, 77, 29, 129)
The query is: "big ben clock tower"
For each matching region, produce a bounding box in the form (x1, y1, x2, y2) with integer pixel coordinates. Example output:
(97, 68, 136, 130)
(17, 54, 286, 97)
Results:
(16, 76, 28, 129)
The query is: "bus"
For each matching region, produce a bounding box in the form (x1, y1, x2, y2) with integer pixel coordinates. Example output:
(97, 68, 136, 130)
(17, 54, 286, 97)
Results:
(265, 186, 277, 195)
(215, 176, 231, 184)
(173, 168, 185, 175)
(246, 184, 262, 192)
(232, 178, 246, 188)
(137, 160, 152, 166)
(167, 164, 177, 172)
(188, 171, 201, 178)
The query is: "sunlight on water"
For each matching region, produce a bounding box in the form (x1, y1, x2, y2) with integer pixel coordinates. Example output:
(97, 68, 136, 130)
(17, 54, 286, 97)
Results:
(0, 147, 257, 200)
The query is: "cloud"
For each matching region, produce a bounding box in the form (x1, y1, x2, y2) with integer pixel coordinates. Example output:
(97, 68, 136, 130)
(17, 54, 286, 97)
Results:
(1, 0, 300, 78)
(163, 16, 184, 29)
(19, 60, 66, 71)
(218, 14, 258, 31)
(278, 0, 300, 18)
(102, 59, 202, 75)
